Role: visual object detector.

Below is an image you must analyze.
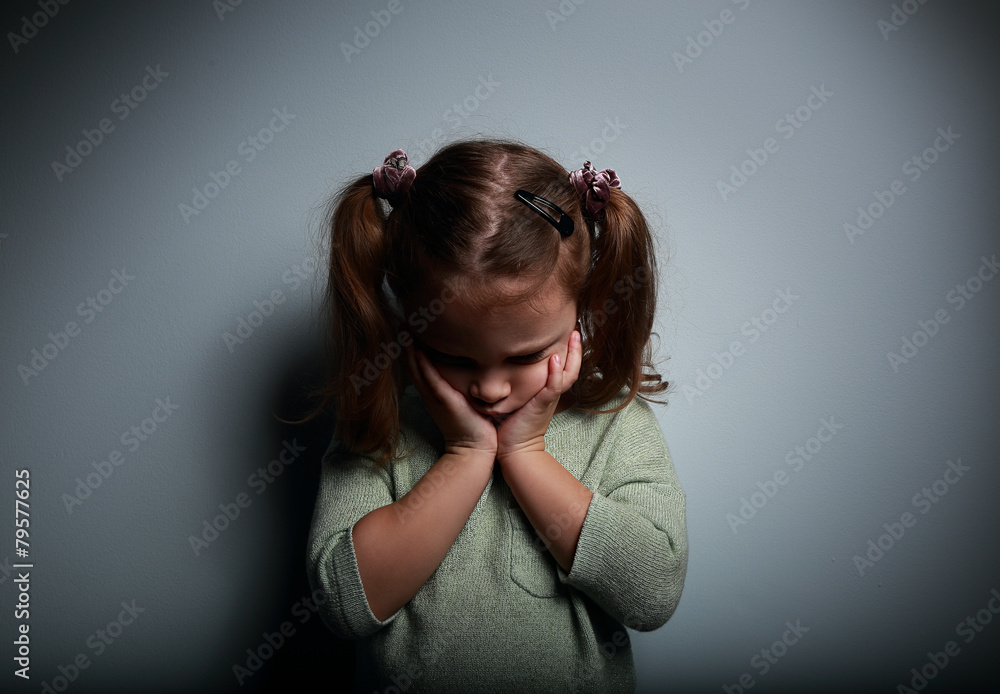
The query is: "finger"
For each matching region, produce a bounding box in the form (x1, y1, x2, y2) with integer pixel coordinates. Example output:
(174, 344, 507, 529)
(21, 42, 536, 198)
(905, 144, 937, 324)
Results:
(533, 352, 564, 407)
(413, 348, 443, 400)
(563, 330, 583, 386)
(544, 330, 582, 398)
(405, 344, 435, 402)
(413, 348, 468, 410)
(543, 340, 575, 397)
(413, 348, 443, 392)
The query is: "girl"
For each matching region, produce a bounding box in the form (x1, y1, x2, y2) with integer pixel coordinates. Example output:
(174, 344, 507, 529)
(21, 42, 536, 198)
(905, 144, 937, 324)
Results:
(306, 140, 687, 693)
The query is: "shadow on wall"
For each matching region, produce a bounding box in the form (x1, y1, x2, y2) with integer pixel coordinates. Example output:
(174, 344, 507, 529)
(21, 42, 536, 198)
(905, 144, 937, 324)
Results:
(252, 349, 355, 693)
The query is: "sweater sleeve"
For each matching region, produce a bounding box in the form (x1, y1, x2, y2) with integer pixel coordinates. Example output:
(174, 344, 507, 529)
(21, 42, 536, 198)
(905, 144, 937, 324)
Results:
(306, 438, 399, 640)
(559, 398, 688, 632)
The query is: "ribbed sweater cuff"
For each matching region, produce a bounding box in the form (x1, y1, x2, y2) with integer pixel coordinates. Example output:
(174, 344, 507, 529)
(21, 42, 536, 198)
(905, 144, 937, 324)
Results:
(329, 524, 394, 639)
(563, 491, 653, 627)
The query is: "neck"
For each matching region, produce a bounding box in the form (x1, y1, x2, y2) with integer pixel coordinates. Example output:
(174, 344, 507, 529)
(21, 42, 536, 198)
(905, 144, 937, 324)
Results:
(554, 391, 577, 415)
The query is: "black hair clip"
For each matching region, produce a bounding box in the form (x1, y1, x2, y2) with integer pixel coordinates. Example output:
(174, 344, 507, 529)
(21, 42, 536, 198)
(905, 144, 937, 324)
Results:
(514, 190, 574, 237)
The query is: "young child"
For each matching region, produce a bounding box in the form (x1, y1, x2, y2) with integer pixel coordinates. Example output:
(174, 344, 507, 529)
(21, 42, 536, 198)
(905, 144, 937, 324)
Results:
(306, 140, 688, 693)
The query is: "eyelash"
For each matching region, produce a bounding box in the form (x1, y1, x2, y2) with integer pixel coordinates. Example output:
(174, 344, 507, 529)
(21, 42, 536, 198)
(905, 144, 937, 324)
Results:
(509, 351, 547, 365)
(432, 350, 547, 367)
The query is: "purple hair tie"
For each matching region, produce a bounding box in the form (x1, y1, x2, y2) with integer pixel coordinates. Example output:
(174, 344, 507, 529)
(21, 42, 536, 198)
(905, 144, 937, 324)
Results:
(569, 161, 620, 217)
(372, 149, 416, 205)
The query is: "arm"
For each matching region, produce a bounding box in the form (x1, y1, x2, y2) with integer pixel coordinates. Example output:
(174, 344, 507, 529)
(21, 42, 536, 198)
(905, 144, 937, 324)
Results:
(352, 449, 493, 621)
(557, 401, 688, 632)
(495, 331, 590, 572)
(500, 406, 687, 632)
(494, 332, 686, 630)
(498, 450, 593, 573)
(307, 430, 494, 639)
(335, 342, 499, 624)
(567, 466, 686, 631)
(308, 341, 498, 640)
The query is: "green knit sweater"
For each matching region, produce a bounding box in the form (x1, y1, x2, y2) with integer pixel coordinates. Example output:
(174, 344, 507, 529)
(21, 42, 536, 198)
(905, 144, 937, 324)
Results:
(307, 387, 688, 693)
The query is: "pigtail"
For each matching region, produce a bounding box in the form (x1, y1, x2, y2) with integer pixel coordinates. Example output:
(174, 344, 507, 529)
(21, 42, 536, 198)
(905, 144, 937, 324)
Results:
(313, 176, 403, 466)
(578, 187, 668, 410)
(333, 178, 402, 461)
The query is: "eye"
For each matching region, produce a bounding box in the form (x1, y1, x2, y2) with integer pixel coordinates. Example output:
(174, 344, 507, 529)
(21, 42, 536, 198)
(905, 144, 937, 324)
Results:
(416, 338, 549, 367)
(420, 344, 474, 367)
(508, 350, 547, 365)
(433, 353, 475, 367)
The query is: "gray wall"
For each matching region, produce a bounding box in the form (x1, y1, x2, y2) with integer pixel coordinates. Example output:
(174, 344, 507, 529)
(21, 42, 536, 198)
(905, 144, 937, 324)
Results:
(2, 1, 999, 692)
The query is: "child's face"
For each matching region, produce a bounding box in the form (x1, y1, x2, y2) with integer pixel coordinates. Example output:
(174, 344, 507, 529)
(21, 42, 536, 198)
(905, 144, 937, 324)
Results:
(406, 277, 578, 425)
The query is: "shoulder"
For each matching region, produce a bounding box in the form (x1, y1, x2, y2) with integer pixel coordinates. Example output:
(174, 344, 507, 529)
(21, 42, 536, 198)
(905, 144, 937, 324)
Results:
(564, 388, 665, 439)
(319, 386, 439, 477)
(602, 392, 669, 460)
(546, 389, 671, 471)
(398, 385, 442, 451)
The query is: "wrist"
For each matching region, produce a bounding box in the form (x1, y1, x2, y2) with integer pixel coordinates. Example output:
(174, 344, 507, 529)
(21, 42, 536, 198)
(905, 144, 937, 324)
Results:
(496, 437, 546, 467)
(444, 446, 496, 468)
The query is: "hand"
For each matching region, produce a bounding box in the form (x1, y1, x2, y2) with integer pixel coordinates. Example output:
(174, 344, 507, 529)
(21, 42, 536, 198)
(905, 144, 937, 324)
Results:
(404, 343, 498, 460)
(496, 330, 582, 465)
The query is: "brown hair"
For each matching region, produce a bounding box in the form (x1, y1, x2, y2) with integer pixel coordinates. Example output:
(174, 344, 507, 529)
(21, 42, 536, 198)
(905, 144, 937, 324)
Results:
(300, 138, 667, 466)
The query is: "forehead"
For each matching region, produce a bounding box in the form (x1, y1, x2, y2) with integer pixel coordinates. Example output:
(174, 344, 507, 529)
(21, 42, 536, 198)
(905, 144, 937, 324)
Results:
(408, 275, 576, 353)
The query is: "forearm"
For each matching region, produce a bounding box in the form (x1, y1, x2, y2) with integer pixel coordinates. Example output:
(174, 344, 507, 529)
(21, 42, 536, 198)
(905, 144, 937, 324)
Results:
(499, 450, 594, 573)
(352, 451, 494, 622)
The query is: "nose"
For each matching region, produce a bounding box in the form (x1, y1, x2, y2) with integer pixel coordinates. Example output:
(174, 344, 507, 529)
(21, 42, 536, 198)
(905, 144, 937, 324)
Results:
(468, 369, 510, 406)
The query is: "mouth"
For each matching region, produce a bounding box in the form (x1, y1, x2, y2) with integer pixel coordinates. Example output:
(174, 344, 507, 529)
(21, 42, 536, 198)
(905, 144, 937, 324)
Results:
(480, 411, 510, 427)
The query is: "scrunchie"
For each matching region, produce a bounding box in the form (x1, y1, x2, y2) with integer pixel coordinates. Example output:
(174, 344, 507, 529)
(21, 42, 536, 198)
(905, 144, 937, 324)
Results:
(372, 149, 416, 205)
(569, 161, 620, 217)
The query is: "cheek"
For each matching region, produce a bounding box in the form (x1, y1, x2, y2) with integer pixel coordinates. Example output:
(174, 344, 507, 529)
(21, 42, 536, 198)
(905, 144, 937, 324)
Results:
(514, 362, 552, 396)
(434, 366, 467, 393)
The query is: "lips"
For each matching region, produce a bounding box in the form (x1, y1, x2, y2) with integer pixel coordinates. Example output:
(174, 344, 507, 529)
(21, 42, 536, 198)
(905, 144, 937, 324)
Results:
(479, 411, 510, 426)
